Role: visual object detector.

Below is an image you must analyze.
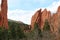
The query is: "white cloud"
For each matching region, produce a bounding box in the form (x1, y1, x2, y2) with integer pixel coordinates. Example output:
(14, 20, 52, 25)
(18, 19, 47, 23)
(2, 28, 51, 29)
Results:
(46, 1, 60, 13)
(0, 0, 1, 4)
(8, 0, 60, 25)
(8, 9, 35, 24)
(33, 0, 60, 13)
(0, 0, 1, 11)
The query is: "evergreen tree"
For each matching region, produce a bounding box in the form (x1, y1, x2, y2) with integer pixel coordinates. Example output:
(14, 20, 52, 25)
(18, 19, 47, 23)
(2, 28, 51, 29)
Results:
(16, 23, 25, 40)
(43, 19, 50, 31)
(9, 22, 17, 40)
(0, 27, 8, 40)
(8, 21, 26, 40)
(42, 19, 51, 40)
(2, 27, 8, 40)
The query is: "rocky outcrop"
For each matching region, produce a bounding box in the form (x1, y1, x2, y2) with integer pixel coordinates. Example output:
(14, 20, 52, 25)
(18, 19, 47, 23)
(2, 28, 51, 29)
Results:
(31, 6, 60, 32)
(57, 6, 60, 13)
(41, 9, 51, 30)
(0, 0, 8, 29)
(31, 9, 51, 30)
(31, 9, 42, 30)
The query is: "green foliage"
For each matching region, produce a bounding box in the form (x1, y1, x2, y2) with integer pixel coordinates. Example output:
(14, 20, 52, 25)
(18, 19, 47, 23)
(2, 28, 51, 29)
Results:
(16, 24, 25, 39)
(2, 27, 8, 40)
(26, 22, 43, 40)
(0, 27, 3, 40)
(8, 29, 11, 39)
(0, 19, 57, 40)
(34, 22, 43, 37)
(43, 19, 50, 31)
(34, 22, 39, 29)
(0, 27, 8, 40)
(38, 29, 43, 37)
(8, 21, 26, 40)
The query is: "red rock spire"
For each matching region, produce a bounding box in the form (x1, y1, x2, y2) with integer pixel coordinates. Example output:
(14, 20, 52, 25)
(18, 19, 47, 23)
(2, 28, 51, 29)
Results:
(31, 9, 42, 30)
(0, 0, 8, 29)
(31, 8, 51, 30)
(57, 6, 60, 12)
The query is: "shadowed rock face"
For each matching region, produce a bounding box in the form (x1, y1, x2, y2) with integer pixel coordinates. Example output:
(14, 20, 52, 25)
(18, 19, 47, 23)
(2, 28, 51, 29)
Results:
(31, 6, 60, 32)
(0, 0, 8, 29)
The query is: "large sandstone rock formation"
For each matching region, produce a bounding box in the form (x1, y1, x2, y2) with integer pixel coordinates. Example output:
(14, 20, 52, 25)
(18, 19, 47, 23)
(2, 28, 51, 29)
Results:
(31, 6, 60, 32)
(31, 9, 51, 30)
(31, 9, 42, 30)
(0, 0, 8, 28)
(41, 9, 51, 30)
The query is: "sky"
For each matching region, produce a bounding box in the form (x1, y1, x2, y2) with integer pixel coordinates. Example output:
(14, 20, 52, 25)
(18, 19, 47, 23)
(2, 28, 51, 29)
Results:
(1, 0, 60, 24)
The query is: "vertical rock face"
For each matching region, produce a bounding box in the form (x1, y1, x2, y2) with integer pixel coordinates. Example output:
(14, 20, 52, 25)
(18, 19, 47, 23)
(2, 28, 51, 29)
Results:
(41, 9, 51, 29)
(0, 0, 8, 28)
(31, 9, 51, 30)
(57, 6, 60, 13)
(0, 12, 2, 26)
(31, 9, 42, 30)
(31, 6, 60, 32)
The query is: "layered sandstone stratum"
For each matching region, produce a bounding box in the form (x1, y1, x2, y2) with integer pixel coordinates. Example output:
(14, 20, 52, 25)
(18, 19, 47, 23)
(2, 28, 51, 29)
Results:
(31, 6, 60, 32)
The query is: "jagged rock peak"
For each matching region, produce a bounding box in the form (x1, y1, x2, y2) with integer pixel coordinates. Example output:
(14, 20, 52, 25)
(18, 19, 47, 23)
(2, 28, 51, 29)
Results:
(37, 9, 42, 12)
(43, 8, 47, 12)
(57, 6, 60, 12)
(42, 8, 47, 14)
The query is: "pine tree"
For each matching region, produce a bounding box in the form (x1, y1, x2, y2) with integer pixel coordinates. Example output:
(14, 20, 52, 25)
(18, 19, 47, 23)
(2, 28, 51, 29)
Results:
(43, 19, 50, 31)
(16, 23, 25, 40)
(43, 19, 51, 40)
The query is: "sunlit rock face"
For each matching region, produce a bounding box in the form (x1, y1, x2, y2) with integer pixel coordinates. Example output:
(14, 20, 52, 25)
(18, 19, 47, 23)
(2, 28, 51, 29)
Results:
(41, 9, 51, 30)
(31, 9, 51, 30)
(31, 6, 60, 32)
(0, 0, 8, 29)
(57, 6, 60, 13)
(31, 9, 42, 30)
